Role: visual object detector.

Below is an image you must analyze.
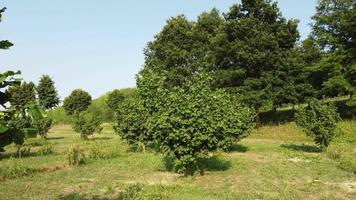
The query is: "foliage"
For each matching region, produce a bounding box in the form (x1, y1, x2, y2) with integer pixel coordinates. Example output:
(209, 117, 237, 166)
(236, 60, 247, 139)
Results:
(47, 107, 72, 125)
(106, 89, 124, 110)
(295, 98, 342, 149)
(311, 0, 355, 98)
(66, 145, 86, 166)
(140, 0, 301, 121)
(213, 0, 300, 112)
(72, 112, 102, 139)
(113, 94, 149, 152)
(0, 7, 13, 50)
(32, 117, 53, 138)
(63, 89, 92, 115)
(138, 73, 255, 175)
(37, 75, 59, 110)
(0, 71, 45, 151)
(49, 88, 137, 125)
(8, 82, 36, 110)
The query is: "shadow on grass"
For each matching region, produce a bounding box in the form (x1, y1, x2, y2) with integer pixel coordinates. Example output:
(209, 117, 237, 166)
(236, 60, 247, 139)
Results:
(0, 151, 38, 160)
(227, 143, 249, 153)
(163, 155, 231, 172)
(89, 137, 113, 141)
(281, 144, 321, 153)
(47, 136, 65, 140)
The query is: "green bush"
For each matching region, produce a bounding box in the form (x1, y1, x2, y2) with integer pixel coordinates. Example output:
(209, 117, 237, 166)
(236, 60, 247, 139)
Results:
(72, 112, 103, 140)
(32, 117, 53, 138)
(66, 145, 86, 166)
(295, 98, 342, 149)
(113, 94, 149, 152)
(138, 73, 255, 175)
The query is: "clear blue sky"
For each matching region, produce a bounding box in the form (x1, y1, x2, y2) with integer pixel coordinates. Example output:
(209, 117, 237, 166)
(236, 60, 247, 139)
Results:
(0, 0, 318, 99)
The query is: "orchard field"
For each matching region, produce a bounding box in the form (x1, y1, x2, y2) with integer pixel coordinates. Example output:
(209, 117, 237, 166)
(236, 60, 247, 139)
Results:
(1, 0, 356, 199)
(0, 121, 355, 200)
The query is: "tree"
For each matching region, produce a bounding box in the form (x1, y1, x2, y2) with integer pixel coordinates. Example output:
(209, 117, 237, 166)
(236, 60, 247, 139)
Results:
(212, 0, 299, 117)
(37, 75, 59, 110)
(8, 82, 36, 110)
(295, 98, 342, 150)
(106, 89, 124, 110)
(311, 0, 356, 98)
(63, 90, 102, 139)
(137, 73, 255, 175)
(63, 89, 92, 115)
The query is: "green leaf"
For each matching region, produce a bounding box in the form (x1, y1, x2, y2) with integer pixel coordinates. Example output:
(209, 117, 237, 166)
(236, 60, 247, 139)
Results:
(0, 122, 9, 134)
(0, 40, 13, 49)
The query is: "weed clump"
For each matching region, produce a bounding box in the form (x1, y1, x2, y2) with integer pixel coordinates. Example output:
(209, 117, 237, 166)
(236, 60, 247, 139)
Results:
(37, 142, 53, 156)
(0, 157, 37, 178)
(66, 145, 86, 166)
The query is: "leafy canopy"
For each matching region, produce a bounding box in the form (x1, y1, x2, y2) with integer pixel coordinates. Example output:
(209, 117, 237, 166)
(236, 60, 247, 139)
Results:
(8, 82, 36, 110)
(106, 89, 124, 111)
(63, 89, 92, 115)
(310, 0, 356, 98)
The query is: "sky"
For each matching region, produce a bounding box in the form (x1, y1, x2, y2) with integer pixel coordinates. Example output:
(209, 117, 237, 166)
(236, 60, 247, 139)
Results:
(0, 0, 318, 99)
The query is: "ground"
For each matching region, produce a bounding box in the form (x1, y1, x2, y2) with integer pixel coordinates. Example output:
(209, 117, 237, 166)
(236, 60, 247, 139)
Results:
(0, 121, 355, 200)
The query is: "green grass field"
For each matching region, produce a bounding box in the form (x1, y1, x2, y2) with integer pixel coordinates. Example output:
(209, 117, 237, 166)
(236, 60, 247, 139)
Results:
(0, 121, 355, 200)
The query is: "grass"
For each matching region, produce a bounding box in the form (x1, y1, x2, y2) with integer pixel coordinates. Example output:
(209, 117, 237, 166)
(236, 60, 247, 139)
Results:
(0, 122, 355, 200)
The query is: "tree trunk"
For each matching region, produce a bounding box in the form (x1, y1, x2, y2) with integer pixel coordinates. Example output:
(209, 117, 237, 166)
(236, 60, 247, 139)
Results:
(255, 110, 261, 127)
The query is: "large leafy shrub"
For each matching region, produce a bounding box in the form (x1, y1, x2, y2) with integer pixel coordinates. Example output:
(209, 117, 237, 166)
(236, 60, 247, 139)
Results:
(295, 98, 342, 149)
(138, 73, 255, 175)
(113, 94, 149, 152)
